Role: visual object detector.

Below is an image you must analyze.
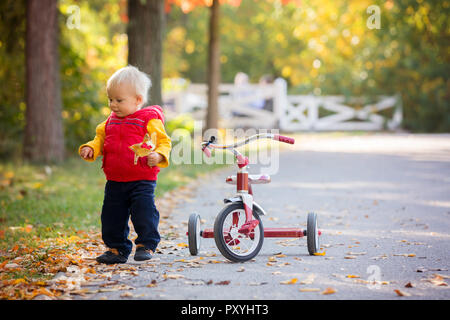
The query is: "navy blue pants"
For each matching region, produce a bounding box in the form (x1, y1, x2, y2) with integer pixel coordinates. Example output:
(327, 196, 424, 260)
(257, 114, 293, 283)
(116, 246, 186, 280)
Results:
(101, 180, 160, 257)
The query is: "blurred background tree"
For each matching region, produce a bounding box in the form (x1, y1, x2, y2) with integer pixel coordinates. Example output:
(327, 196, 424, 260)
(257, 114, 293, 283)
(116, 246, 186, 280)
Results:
(128, 0, 164, 106)
(0, 0, 26, 160)
(24, 0, 65, 163)
(0, 0, 448, 162)
(166, 0, 301, 132)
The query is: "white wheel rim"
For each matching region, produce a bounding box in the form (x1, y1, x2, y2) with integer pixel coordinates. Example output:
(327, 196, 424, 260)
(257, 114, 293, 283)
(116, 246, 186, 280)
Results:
(222, 209, 260, 257)
(314, 217, 319, 251)
(196, 216, 201, 251)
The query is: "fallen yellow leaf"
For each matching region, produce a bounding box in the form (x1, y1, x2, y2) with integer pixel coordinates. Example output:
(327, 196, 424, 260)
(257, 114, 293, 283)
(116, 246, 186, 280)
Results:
(280, 278, 298, 285)
(12, 278, 27, 285)
(208, 260, 222, 264)
(313, 251, 326, 256)
(321, 287, 337, 295)
(346, 275, 360, 278)
(33, 287, 54, 297)
(177, 242, 189, 248)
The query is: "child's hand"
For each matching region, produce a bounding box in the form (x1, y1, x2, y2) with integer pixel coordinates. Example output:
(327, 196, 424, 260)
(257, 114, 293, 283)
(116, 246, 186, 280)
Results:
(80, 146, 94, 160)
(147, 152, 163, 167)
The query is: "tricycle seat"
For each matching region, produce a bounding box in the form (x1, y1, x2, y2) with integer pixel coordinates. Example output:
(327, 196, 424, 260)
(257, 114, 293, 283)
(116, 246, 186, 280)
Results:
(225, 174, 271, 185)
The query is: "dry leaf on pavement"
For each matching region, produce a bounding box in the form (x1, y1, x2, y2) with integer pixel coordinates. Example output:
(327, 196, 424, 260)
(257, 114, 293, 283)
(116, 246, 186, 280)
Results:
(394, 289, 411, 297)
(299, 288, 320, 292)
(299, 274, 315, 285)
(346, 252, 367, 256)
(321, 287, 337, 295)
(280, 278, 298, 285)
(163, 274, 185, 280)
(146, 280, 157, 287)
(424, 274, 448, 286)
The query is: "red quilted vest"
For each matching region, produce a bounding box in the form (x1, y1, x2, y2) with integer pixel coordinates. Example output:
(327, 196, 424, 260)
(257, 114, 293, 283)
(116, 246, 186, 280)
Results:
(102, 106, 165, 182)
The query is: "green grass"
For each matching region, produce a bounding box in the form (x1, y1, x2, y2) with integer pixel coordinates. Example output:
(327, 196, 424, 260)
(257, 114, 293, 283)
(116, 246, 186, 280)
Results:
(0, 155, 226, 252)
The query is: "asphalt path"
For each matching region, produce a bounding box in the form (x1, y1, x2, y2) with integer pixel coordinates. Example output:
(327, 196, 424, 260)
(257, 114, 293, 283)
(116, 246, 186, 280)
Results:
(76, 134, 450, 301)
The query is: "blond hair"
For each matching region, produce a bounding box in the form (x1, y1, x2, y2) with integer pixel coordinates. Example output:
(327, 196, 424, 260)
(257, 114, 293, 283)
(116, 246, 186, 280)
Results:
(106, 66, 152, 108)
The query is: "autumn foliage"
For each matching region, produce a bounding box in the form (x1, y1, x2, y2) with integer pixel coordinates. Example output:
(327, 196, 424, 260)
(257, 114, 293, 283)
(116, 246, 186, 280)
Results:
(0, 229, 104, 300)
(165, 0, 301, 13)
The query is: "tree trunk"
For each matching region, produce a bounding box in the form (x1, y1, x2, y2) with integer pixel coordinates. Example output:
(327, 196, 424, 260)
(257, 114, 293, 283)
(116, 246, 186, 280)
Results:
(24, 0, 64, 163)
(205, 0, 221, 132)
(127, 0, 164, 106)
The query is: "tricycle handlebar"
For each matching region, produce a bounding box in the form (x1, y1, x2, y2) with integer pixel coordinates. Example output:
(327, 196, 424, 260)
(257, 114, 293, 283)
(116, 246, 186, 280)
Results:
(201, 133, 295, 151)
(273, 134, 295, 144)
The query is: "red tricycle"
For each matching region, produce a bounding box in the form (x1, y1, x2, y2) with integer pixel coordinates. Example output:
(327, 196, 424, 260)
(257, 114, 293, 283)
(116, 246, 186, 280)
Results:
(187, 133, 322, 262)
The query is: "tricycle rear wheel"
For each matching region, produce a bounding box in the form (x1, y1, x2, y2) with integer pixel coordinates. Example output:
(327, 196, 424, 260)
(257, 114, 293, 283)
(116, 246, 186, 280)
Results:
(188, 213, 201, 256)
(307, 212, 320, 255)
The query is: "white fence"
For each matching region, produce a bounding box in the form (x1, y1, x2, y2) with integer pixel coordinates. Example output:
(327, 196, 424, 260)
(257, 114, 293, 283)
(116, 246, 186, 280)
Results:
(162, 78, 402, 131)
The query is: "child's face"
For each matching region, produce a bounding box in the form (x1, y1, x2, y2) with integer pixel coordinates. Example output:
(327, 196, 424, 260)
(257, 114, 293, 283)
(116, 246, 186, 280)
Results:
(107, 83, 143, 117)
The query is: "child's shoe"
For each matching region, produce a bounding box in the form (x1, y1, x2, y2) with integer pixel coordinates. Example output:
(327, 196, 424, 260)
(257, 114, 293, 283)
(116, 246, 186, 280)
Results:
(96, 248, 128, 264)
(134, 244, 153, 261)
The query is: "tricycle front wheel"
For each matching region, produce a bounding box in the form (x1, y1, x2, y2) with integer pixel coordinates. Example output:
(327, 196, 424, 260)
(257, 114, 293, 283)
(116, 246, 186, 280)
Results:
(214, 203, 264, 263)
